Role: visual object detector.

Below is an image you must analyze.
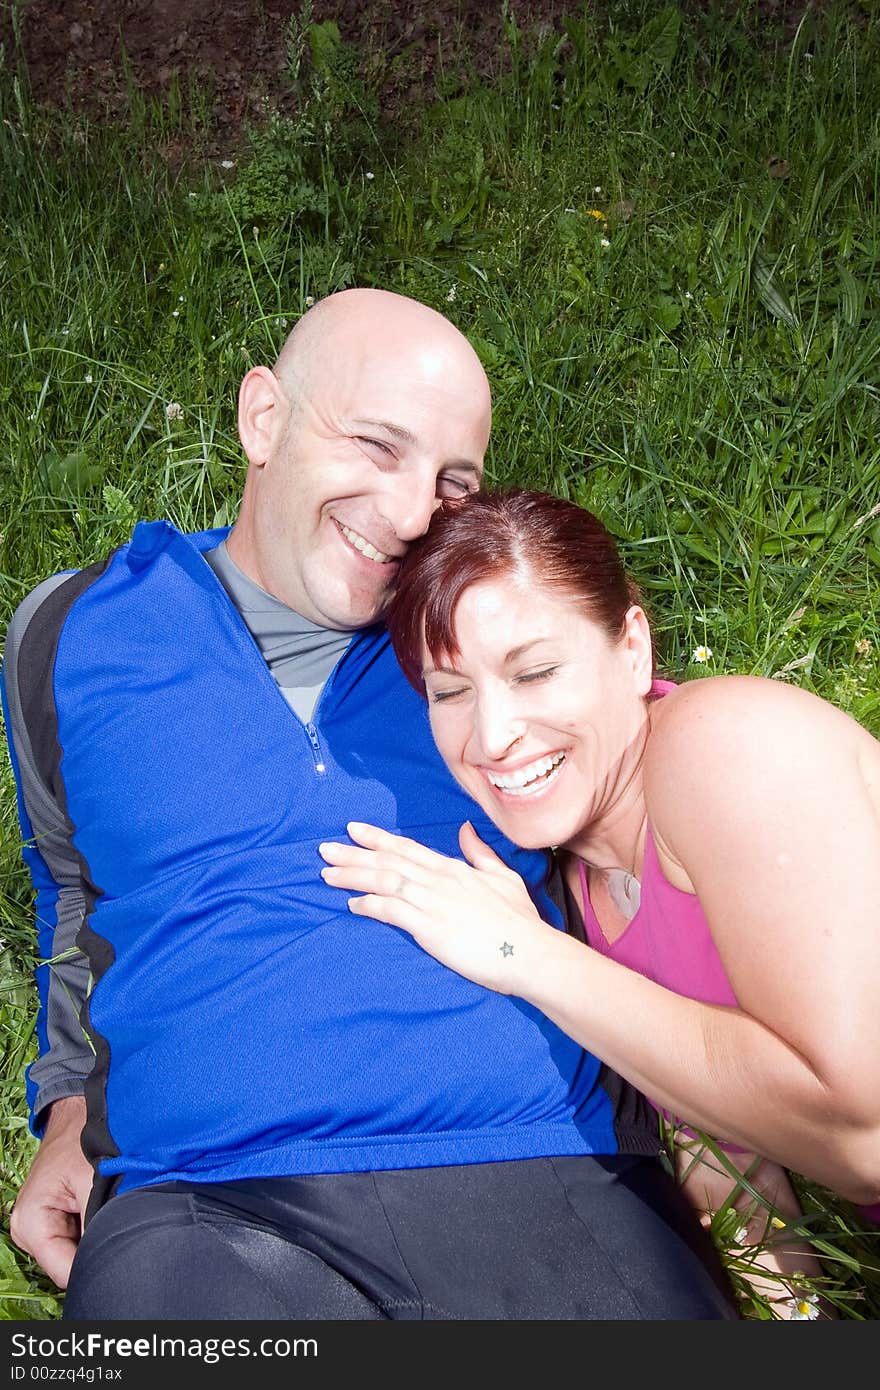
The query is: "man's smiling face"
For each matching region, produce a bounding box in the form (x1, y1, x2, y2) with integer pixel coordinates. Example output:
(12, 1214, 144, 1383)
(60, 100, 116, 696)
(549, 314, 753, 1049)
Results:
(232, 290, 491, 630)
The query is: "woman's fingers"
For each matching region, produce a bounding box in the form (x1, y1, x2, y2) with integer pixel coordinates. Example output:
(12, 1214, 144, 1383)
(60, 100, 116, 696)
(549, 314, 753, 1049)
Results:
(458, 819, 507, 871)
(344, 820, 458, 870)
(319, 824, 470, 886)
(324, 820, 514, 882)
(341, 889, 442, 945)
(345, 891, 423, 934)
(318, 841, 417, 880)
(318, 826, 545, 996)
(318, 840, 380, 869)
(319, 826, 534, 926)
(321, 859, 424, 902)
(318, 839, 442, 895)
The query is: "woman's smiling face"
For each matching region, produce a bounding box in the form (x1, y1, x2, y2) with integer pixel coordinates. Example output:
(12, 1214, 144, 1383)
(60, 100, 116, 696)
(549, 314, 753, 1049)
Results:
(422, 574, 654, 852)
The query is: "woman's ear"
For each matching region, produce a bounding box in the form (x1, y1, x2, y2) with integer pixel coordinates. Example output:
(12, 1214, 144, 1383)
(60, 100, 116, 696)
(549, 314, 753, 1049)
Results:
(238, 366, 288, 468)
(622, 604, 654, 696)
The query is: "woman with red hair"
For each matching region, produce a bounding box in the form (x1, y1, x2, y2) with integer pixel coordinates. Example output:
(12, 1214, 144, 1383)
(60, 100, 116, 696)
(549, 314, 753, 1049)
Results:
(319, 488, 880, 1317)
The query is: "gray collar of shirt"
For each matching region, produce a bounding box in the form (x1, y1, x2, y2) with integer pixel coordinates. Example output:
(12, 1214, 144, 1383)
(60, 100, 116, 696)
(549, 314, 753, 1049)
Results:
(204, 539, 355, 723)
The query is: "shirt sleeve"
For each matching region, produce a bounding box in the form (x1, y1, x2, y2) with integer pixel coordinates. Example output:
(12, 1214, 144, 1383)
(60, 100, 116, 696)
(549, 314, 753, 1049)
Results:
(1, 573, 96, 1133)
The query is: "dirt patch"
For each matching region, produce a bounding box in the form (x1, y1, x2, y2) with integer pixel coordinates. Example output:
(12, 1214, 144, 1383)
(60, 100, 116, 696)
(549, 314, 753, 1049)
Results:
(2, 3, 825, 145)
(1, 1, 588, 149)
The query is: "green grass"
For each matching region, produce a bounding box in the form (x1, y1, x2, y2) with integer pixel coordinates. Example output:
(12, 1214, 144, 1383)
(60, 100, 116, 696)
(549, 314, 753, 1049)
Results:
(1, 0, 878, 1320)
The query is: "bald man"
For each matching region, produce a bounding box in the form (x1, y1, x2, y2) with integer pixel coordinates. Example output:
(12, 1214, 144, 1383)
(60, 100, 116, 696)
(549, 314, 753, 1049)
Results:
(2, 290, 737, 1320)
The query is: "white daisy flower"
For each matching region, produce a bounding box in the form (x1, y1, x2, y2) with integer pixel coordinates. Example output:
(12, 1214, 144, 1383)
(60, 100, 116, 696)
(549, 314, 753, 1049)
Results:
(788, 1292, 820, 1320)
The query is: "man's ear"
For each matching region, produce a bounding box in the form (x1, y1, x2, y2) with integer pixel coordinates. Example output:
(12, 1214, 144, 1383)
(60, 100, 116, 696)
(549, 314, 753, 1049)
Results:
(238, 366, 288, 467)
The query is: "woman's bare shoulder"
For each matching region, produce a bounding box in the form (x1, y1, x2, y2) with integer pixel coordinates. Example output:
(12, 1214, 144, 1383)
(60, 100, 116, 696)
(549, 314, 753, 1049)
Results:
(648, 672, 876, 759)
(645, 673, 880, 845)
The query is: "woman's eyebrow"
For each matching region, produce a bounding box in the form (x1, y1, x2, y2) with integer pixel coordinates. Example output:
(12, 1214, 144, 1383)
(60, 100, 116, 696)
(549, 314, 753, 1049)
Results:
(423, 637, 552, 678)
(503, 638, 553, 664)
(422, 660, 462, 678)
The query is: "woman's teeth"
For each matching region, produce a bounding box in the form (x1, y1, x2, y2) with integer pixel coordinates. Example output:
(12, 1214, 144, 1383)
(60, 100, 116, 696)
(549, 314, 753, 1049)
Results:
(488, 752, 565, 793)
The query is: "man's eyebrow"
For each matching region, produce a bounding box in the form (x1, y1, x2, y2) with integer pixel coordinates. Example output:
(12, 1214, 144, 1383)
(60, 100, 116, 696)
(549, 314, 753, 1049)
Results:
(351, 419, 483, 476)
(448, 459, 483, 480)
(351, 418, 417, 443)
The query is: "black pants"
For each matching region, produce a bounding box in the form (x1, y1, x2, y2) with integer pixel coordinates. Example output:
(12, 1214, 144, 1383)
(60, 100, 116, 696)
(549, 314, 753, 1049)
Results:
(63, 1155, 739, 1321)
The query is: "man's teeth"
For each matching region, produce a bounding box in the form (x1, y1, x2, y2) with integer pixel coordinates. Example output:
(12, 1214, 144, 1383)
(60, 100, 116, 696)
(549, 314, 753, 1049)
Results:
(488, 753, 565, 792)
(339, 523, 392, 564)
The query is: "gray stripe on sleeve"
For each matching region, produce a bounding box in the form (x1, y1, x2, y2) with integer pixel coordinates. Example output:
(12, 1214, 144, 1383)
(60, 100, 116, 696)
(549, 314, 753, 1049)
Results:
(3, 574, 96, 1122)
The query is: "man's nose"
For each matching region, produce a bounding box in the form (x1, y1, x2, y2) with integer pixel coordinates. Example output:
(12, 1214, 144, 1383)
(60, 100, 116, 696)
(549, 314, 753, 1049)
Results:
(380, 469, 439, 542)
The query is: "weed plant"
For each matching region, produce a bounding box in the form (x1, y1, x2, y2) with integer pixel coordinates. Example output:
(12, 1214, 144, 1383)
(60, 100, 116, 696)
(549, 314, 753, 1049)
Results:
(0, 0, 878, 1320)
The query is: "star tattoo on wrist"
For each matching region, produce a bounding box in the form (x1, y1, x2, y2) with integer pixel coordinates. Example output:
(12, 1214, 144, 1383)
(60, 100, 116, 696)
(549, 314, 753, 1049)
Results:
(500, 942, 514, 957)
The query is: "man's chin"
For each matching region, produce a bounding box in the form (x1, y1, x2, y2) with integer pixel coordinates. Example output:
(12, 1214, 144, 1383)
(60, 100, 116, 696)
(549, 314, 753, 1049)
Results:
(325, 589, 392, 631)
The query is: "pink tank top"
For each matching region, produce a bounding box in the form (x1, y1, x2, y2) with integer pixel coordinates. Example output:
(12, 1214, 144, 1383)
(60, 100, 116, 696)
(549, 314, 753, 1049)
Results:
(577, 823, 737, 1010)
(576, 679, 880, 1223)
(575, 691, 739, 1149)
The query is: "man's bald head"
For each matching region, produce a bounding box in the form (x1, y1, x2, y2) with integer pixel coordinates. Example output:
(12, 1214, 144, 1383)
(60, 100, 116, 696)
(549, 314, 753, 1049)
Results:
(229, 287, 492, 630)
(272, 288, 490, 417)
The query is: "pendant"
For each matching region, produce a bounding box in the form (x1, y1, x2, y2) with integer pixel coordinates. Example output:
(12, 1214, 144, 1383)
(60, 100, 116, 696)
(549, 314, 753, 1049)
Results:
(605, 867, 641, 920)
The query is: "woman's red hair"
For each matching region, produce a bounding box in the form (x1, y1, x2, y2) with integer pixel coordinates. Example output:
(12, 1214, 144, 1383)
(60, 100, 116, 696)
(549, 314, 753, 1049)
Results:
(387, 488, 645, 693)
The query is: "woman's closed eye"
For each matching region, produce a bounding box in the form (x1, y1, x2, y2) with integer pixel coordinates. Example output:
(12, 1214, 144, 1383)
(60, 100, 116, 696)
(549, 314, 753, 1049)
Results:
(428, 685, 470, 704)
(514, 665, 559, 685)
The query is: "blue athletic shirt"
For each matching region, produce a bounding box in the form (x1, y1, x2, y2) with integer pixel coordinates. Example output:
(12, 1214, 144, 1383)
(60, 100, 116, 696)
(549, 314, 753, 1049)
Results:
(1, 521, 657, 1196)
